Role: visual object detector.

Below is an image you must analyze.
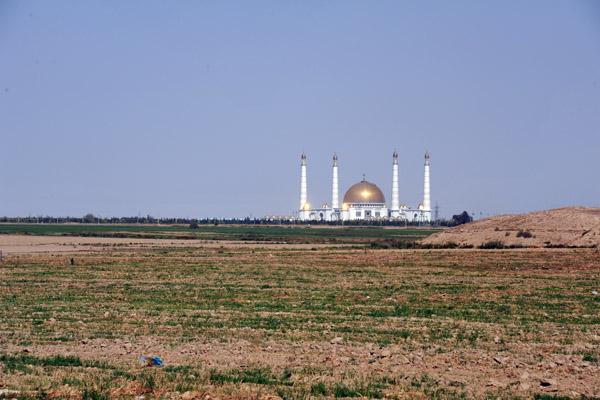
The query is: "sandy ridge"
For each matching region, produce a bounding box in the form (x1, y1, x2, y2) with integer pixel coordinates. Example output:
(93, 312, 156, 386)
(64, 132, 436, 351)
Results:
(422, 207, 600, 247)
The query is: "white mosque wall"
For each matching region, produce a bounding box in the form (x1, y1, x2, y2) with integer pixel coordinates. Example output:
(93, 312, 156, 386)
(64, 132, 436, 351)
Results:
(347, 206, 388, 220)
(297, 207, 431, 222)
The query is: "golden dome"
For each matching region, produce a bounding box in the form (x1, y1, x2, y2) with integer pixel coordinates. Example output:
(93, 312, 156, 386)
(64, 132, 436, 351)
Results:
(343, 179, 386, 204)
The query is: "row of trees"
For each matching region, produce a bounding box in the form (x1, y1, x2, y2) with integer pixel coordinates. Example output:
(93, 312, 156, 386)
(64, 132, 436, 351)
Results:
(0, 215, 235, 225)
(0, 212, 475, 227)
(0, 214, 192, 225)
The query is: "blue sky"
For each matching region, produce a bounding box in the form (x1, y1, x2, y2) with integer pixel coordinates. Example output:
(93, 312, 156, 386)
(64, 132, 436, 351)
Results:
(1, 1, 599, 219)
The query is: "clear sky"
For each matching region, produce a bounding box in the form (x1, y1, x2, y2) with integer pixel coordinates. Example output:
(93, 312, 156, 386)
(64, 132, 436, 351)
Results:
(1, 1, 599, 219)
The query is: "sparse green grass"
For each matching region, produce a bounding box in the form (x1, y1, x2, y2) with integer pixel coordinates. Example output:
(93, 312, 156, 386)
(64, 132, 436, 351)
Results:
(0, 354, 113, 372)
(0, 238, 598, 399)
(208, 367, 293, 386)
(533, 395, 591, 400)
(81, 389, 111, 400)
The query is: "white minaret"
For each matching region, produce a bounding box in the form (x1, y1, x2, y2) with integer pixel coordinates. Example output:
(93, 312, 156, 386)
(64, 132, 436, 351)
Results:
(300, 152, 307, 209)
(332, 153, 339, 209)
(423, 151, 431, 211)
(391, 150, 399, 211)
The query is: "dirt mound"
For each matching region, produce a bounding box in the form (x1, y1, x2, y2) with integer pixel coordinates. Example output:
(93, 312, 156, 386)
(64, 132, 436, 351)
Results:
(422, 207, 600, 248)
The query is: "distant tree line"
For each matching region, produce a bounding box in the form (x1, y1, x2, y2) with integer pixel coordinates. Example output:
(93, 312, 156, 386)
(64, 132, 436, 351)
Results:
(0, 212, 472, 227)
(0, 214, 191, 225)
(1, 215, 437, 227)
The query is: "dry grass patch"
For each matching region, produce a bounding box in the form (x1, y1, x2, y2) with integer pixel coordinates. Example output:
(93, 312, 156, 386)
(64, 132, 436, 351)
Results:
(0, 244, 599, 399)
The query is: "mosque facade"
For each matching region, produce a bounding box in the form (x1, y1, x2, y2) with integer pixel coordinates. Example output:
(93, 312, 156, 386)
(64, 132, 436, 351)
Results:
(297, 151, 431, 222)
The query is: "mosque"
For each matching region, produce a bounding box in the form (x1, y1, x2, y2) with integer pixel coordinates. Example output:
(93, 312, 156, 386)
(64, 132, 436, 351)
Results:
(297, 151, 431, 222)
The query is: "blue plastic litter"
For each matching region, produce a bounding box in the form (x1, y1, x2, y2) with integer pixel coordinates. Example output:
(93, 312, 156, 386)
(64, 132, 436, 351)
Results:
(140, 355, 163, 367)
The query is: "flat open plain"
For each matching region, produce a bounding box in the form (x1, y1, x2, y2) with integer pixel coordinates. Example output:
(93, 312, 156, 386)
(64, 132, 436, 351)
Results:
(0, 226, 599, 399)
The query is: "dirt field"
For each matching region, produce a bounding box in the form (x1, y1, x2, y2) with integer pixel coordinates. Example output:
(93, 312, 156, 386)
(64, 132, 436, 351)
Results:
(0, 235, 345, 255)
(423, 207, 600, 248)
(1, 234, 599, 399)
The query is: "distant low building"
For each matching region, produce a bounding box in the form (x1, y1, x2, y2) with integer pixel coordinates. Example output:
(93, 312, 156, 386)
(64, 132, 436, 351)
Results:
(297, 151, 431, 222)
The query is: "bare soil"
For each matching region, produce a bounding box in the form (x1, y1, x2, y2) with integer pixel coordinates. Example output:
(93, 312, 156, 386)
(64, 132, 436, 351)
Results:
(0, 235, 343, 255)
(422, 207, 600, 248)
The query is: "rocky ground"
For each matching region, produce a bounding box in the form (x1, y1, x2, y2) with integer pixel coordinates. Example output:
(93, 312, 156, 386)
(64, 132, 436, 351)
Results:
(3, 331, 600, 399)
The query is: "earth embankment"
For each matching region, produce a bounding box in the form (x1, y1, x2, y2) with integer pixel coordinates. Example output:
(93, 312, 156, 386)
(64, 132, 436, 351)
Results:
(422, 207, 600, 248)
